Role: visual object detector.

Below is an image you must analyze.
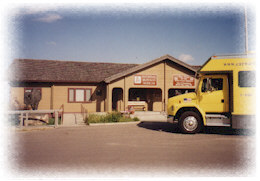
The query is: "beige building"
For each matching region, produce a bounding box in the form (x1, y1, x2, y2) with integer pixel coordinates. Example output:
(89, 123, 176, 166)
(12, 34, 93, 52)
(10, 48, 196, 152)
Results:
(9, 54, 200, 114)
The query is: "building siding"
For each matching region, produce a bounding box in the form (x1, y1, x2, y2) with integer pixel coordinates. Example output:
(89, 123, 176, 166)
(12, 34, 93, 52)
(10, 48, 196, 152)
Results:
(10, 87, 51, 110)
(9, 56, 199, 113)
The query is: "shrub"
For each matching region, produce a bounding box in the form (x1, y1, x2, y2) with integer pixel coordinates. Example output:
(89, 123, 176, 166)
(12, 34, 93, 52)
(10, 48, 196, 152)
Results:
(85, 112, 139, 124)
(132, 117, 140, 122)
(106, 112, 122, 122)
(47, 118, 62, 125)
(118, 117, 132, 122)
(85, 114, 106, 124)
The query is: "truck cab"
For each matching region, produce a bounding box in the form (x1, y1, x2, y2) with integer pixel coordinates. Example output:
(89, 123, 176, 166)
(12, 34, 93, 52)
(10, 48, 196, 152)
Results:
(167, 53, 255, 133)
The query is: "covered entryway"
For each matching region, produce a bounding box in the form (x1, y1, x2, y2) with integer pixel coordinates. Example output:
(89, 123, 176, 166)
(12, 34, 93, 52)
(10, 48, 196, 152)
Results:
(128, 88, 162, 111)
(112, 88, 123, 111)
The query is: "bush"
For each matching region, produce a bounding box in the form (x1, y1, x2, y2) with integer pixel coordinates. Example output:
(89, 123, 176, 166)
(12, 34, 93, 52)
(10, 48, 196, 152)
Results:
(85, 114, 106, 124)
(47, 118, 62, 125)
(85, 112, 139, 124)
(106, 112, 122, 122)
(132, 117, 140, 122)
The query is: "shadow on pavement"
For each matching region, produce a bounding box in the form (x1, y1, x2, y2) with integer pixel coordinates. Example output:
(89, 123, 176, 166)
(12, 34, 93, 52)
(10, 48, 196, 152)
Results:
(203, 127, 254, 136)
(137, 121, 180, 134)
(137, 121, 254, 136)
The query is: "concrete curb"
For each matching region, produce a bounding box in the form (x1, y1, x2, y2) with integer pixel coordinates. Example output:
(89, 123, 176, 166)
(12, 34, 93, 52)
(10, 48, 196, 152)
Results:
(89, 121, 141, 126)
(13, 125, 55, 131)
(14, 120, 170, 130)
(57, 125, 87, 128)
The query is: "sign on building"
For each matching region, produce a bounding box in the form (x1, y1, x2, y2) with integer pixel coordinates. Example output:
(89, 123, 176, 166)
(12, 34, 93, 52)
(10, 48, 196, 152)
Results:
(173, 74, 195, 87)
(134, 75, 157, 85)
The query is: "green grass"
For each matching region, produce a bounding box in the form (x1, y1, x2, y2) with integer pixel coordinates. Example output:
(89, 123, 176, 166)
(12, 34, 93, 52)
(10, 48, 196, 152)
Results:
(47, 118, 62, 125)
(85, 112, 140, 124)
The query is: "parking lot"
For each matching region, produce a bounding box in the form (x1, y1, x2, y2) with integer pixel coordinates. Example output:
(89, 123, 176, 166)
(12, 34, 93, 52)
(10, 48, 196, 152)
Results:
(10, 121, 255, 177)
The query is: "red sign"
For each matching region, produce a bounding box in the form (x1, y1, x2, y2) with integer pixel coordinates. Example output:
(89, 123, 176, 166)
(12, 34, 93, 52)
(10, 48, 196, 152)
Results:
(173, 75, 195, 87)
(134, 75, 157, 86)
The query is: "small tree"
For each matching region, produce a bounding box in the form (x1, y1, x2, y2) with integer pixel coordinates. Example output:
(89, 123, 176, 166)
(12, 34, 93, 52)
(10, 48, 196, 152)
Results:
(24, 88, 42, 110)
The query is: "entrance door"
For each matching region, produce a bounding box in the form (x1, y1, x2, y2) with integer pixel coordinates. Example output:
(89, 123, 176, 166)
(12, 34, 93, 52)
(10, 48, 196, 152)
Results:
(199, 75, 229, 113)
(128, 88, 162, 111)
(112, 88, 123, 111)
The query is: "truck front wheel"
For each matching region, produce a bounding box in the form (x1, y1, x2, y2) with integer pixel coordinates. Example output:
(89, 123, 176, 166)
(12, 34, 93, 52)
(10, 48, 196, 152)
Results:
(178, 111, 202, 134)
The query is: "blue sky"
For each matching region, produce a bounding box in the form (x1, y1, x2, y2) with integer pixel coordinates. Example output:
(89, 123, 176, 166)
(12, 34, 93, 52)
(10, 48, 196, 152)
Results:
(14, 4, 255, 66)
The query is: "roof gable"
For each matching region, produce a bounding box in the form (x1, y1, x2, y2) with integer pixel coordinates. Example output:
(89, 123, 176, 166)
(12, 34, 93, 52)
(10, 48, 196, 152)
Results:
(104, 54, 198, 83)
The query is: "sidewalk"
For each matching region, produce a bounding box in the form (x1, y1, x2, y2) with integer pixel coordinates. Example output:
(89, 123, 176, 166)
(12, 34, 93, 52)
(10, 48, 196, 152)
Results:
(130, 111, 167, 122)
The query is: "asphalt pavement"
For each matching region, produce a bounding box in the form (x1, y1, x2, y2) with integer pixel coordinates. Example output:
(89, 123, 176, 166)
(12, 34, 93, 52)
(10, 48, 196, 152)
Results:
(9, 121, 255, 178)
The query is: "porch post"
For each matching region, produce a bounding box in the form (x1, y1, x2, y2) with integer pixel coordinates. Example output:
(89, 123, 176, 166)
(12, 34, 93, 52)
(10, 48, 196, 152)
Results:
(106, 84, 110, 112)
(163, 60, 166, 112)
(20, 113, 24, 127)
(124, 77, 126, 111)
(54, 110, 58, 128)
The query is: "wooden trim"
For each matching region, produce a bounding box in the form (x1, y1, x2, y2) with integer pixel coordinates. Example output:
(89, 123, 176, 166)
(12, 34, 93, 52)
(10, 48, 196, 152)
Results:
(51, 85, 54, 109)
(68, 88, 92, 103)
(106, 84, 109, 112)
(105, 54, 197, 83)
(15, 80, 100, 84)
(128, 87, 163, 90)
(164, 60, 166, 111)
(63, 112, 83, 114)
(124, 76, 126, 111)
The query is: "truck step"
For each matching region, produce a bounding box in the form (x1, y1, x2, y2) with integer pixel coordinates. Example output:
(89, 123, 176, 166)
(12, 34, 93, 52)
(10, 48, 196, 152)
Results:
(205, 114, 230, 127)
(205, 114, 228, 118)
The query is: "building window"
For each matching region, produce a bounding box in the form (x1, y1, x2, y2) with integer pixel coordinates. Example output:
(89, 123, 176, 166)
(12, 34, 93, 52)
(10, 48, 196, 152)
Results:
(75, 89, 85, 102)
(86, 89, 91, 101)
(69, 89, 74, 102)
(68, 88, 92, 103)
(238, 71, 255, 87)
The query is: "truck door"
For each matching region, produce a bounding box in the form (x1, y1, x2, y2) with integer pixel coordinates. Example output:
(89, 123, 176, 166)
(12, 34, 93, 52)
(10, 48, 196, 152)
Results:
(199, 75, 229, 113)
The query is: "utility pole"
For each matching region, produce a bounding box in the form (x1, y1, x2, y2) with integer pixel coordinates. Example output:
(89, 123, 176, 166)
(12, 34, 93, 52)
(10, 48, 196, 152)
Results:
(244, 5, 248, 54)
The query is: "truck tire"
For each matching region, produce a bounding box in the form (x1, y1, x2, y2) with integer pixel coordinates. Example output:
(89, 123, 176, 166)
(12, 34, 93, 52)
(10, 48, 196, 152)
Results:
(178, 111, 202, 134)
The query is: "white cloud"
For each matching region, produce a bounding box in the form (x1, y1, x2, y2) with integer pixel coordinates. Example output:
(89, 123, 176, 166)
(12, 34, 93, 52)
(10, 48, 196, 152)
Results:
(178, 54, 195, 63)
(35, 14, 62, 23)
(20, 7, 53, 15)
(46, 41, 56, 46)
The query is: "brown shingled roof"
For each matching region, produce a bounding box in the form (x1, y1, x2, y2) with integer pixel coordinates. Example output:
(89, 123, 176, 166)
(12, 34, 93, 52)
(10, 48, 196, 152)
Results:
(9, 59, 138, 83)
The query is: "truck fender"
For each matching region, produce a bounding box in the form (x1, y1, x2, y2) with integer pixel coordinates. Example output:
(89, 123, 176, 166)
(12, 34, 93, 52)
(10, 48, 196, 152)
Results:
(175, 106, 206, 125)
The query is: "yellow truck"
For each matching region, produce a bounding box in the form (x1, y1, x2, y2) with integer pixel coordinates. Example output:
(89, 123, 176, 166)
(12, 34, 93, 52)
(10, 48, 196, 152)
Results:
(167, 53, 255, 133)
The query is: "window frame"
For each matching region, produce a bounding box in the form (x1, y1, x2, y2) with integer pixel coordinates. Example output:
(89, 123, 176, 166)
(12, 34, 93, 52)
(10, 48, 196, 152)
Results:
(201, 78, 223, 92)
(238, 71, 256, 88)
(68, 88, 92, 103)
